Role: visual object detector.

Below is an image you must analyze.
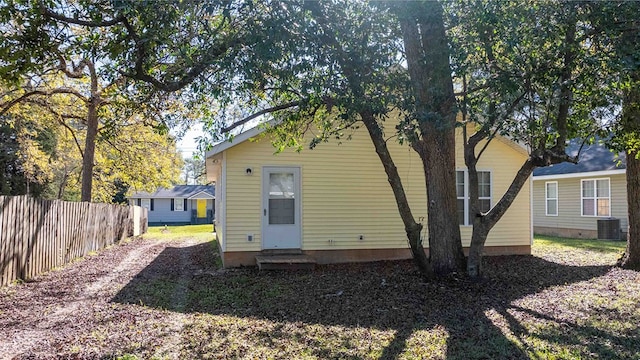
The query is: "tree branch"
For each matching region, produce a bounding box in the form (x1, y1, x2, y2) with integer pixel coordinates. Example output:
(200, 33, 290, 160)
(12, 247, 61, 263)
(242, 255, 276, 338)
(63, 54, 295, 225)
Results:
(23, 98, 86, 157)
(57, 56, 89, 79)
(1, 88, 88, 116)
(40, 3, 126, 27)
(453, 83, 491, 97)
(119, 16, 240, 92)
(475, 91, 528, 160)
(58, 117, 85, 158)
(221, 101, 301, 133)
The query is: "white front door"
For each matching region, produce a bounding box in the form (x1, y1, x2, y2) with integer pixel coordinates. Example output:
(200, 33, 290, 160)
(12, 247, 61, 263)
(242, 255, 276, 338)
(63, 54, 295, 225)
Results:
(262, 167, 301, 249)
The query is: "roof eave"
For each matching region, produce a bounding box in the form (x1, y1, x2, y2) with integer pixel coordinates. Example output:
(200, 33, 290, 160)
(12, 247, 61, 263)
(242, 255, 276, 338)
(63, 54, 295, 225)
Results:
(205, 123, 269, 158)
(187, 190, 216, 199)
(532, 168, 626, 180)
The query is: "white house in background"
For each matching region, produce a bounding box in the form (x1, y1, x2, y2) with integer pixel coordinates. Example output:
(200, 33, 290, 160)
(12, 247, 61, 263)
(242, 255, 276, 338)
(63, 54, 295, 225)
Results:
(129, 185, 215, 226)
(532, 141, 627, 240)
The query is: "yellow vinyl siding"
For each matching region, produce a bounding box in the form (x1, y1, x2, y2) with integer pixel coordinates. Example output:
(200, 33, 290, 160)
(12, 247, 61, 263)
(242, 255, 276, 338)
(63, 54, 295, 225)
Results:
(223, 126, 531, 252)
(533, 173, 628, 232)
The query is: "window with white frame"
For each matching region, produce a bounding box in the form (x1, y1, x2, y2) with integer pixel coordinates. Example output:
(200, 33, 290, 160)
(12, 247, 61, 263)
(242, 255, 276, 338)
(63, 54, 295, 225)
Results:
(174, 198, 184, 211)
(545, 181, 558, 216)
(581, 178, 610, 217)
(456, 170, 492, 225)
(140, 198, 150, 211)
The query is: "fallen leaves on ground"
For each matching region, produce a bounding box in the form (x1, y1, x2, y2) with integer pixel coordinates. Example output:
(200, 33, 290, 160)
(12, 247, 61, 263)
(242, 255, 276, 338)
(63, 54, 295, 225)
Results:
(0, 236, 638, 360)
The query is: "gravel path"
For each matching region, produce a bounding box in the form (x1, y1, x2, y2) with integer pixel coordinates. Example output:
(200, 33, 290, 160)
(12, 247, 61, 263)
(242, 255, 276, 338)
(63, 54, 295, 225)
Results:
(0, 236, 209, 360)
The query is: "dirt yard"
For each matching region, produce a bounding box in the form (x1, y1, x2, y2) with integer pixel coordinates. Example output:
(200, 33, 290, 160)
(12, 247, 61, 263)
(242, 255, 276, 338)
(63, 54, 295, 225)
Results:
(1, 233, 639, 359)
(0, 236, 215, 359)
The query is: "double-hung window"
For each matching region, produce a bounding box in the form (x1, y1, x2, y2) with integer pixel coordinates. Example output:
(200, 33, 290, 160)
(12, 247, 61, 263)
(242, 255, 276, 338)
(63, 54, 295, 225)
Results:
(171, 198, 187, 211)
(174, 198, 185, 211)
(137, 198, 154, 211)
(456, 170, 492, 225)
(581, 178, 610, 216)
(545, 181, 558, 216)
(140, 198, 150, 211)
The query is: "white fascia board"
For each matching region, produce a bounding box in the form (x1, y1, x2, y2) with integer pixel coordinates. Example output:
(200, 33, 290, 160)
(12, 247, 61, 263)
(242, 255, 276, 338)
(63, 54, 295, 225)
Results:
(220, 150, 227, 252)
(494, 135, 530, 156)
(187, 191, 215, 199)
(532, 169, 626, 181)
(205, 125, 267, 159)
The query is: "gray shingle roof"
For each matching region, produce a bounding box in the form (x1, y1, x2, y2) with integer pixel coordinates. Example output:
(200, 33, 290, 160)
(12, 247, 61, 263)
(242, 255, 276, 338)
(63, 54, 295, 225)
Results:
(533, 140, 626, 177)
(130, 185, 215, 199)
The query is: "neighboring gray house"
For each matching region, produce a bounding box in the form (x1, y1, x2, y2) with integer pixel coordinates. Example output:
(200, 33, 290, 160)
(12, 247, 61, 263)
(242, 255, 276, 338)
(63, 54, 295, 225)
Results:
(532, 141, 627, 239)
(129, 185, 215, 226)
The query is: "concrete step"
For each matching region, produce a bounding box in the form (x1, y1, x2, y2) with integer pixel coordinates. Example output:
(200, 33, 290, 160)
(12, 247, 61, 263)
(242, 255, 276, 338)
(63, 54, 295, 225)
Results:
(255, 254, 316, 270)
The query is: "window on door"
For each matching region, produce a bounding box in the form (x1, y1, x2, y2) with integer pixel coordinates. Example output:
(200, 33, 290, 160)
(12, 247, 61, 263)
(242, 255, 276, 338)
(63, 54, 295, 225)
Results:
(456, 170, 492, 225)
(269, 172, 295, 224)
(581, 178, 610, 216)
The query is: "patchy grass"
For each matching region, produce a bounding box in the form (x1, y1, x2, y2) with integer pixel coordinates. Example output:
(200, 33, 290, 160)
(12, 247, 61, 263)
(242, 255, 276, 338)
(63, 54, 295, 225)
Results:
(2, 233, 639, 359)
(144, 224, 215, 241)
(533, 235, 626, 267)
(535, 234, 627, 253)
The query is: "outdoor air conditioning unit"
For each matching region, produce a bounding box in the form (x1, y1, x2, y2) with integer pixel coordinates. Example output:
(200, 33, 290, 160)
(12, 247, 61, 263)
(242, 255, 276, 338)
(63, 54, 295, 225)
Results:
(597, 218, 621, 240)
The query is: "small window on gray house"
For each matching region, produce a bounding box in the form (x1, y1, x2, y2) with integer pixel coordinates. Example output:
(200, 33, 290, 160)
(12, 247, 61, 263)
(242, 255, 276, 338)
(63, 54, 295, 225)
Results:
(545, 181, 558, 216)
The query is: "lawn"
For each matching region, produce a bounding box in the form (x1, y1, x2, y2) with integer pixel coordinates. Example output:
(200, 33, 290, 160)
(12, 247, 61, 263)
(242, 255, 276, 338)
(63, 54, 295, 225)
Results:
(109, 234, 640, 360)
(534, 234, 627, 253)
(144, 224, 216, 241)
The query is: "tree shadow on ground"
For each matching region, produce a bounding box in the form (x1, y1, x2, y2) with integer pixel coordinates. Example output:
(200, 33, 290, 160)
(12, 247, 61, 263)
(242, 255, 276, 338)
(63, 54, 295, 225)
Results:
(112, 242, 633, 359)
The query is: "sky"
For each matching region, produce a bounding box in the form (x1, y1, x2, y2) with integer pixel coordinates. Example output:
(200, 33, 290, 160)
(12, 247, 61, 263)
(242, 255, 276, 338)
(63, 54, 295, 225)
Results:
(176, 124, 204, 159)
(176, 117, 262, 159)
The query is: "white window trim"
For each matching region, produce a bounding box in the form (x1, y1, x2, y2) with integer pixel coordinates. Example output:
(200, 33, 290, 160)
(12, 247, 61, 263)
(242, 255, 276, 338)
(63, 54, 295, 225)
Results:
(580, 178, 611, 217)
(545, 181, 558, 216)
(140, 198, 150, 211)
(456, 170, 468, 226)
(457, 169, 493, 226)
(174, 197, 185, 212)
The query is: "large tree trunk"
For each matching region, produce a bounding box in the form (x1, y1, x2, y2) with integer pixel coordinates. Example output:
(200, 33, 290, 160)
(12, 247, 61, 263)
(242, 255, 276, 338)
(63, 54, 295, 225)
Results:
(615, 7, 640, 270)
(399, 1, 465, 275)
(414, 127, 465, 275)
(80, 98, 98, 202)
(303, 1, 433, 277)
(619, 152, 640, 270)
(426, 133, 464, 274)
(308, 1, 463, 277)
(80, 60, 100, 202)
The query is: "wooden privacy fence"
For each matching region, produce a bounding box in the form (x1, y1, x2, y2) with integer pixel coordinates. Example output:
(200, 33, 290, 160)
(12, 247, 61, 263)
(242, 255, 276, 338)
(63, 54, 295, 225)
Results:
(0, 196, 148, 287)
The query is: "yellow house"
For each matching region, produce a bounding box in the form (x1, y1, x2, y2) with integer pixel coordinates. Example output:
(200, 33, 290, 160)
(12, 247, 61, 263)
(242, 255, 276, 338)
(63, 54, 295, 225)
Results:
(205, 124, 532, 268)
